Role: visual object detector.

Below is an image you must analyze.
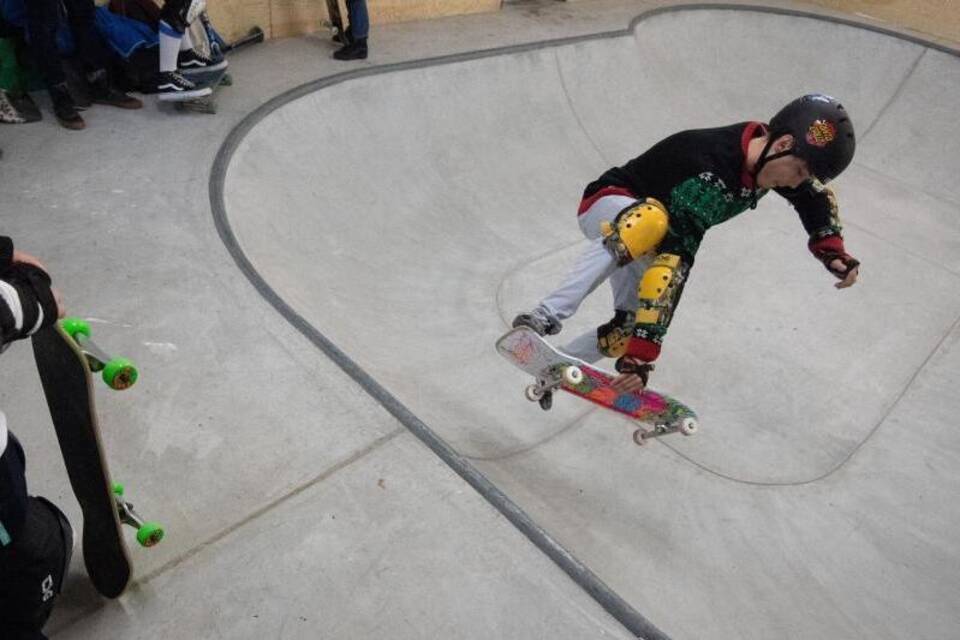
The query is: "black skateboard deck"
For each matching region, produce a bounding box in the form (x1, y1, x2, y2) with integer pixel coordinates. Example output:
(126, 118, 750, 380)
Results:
(33, 323, 131, 598)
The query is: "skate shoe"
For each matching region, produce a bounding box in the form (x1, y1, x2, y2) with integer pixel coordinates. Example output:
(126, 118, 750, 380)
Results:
(333, 38, 368, 61)
(512, 308, 562, 336)
(49, 84, 85, 130)
(157, 71, 213, 100)
(87, 70, 142, 110)
(538, 390, 553, 411)
(178, 48, 228, 74)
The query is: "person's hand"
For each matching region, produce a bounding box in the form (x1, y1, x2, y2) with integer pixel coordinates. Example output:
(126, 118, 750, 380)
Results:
(611, 356, 652, 394)
(11, 250, 65, 317)
(830, 258, 859, 289)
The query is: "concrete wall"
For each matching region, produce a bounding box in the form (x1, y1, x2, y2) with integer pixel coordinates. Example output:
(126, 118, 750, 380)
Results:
(803, 0, 960, 44)
(207, 0, 501, 42)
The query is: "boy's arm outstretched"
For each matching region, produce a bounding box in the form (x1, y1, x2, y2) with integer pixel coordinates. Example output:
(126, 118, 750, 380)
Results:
(777, 180, 860, 289)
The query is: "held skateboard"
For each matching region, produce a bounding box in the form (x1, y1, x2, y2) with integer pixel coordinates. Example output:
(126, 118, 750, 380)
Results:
(32, 318, 163, 598)
(325, 0, 347, 41)
(496, 326, 699, 445)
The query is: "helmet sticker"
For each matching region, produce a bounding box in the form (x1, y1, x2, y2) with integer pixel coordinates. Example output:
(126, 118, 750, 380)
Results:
(806, 119, 837, 147)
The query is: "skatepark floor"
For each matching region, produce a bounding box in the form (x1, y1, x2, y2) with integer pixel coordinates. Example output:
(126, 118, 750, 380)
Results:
(2, 1, 959, 638)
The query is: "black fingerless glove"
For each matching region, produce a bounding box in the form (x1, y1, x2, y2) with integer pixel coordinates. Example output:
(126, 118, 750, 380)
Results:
(614, 358, 655, 387)
(809, 233, 860, 279)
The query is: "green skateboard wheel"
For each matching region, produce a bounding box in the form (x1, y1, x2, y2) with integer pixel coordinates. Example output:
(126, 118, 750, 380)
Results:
(112, 482, 125, 496)
(137, 522, 165, 547)
(60, 317, 91, 340)
(103, 358, 138, 390)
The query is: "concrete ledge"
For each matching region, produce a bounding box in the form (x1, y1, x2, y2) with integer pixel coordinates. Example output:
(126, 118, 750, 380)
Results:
(208, 0, 501, 42)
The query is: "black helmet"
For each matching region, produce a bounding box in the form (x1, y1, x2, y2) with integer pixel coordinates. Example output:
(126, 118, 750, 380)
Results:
(766, 94, 856, 183)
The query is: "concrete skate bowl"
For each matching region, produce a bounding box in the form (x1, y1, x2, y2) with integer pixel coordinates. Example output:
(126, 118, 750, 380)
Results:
(215, 7, 960, 640)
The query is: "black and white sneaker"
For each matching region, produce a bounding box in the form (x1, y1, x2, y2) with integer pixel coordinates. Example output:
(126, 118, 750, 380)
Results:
(156, 71, 212, 101)
(177, 48, 228, 75)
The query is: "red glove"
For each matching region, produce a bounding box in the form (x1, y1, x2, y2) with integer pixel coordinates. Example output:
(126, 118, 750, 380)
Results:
(809, 234, 860, 279)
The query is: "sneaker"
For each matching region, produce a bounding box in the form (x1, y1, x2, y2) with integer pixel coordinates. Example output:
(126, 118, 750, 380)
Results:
(538, 390, 553, 411)
(333, 38, 368, 61)
(0, 89, 26, 124)
(49, 84, 85, 130)
(512, 308, 562, 336)
(156, 71, 213, 101)
(178, 48, 228, 75)
(87, 70, 142, 110)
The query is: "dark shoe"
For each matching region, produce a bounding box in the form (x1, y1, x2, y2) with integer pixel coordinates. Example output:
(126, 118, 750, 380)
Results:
(87, 69, 142, 109)
(332, 26, 352, 44)
(49, 85, 85, 130)
(0, 89, 26, 124)
(156, 71, 213, 101)
(178, 48, 228, 75)
(333, 38, 367, 60)
(538, 390, 553, 411)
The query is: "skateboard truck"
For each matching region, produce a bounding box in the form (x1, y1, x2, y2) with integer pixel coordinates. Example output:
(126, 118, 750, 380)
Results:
(112, 483, 165, 547)
(60, 318, 138, 390)
(633, 417, 698, 445)
(524, 364, 584, 403)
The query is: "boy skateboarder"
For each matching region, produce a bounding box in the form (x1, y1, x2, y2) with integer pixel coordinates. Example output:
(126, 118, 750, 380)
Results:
(0, 237, 70, 640)
(513, 94, 860, 401)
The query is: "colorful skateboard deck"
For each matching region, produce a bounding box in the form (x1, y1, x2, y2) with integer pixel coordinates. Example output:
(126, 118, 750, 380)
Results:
(32, 319, 162, 598)
(496, 326, 698, 444)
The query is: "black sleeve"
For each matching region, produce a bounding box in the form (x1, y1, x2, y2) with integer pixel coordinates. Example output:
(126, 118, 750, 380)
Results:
(0, 264, 58, 350)
(775, 180, 842, 239)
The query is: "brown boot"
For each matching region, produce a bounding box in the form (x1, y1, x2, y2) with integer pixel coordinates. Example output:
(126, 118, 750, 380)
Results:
(50, 84, 85, 130)
(87, 69, 143, 110)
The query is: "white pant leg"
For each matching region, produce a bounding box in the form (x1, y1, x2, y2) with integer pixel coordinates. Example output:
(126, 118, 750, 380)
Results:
(537, 195, 637, 321)
(610, 253, 653, 311)
(561, 329, 605, 363)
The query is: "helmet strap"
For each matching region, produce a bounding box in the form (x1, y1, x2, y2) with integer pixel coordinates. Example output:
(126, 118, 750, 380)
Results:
(752, 136, 793, 180)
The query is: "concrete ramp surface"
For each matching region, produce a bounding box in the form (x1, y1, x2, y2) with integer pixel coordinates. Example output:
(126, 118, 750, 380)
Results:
(220, 8, 960, 639)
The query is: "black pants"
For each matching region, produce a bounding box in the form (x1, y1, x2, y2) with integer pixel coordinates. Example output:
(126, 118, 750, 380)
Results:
(25, 0, 109, 90)
(0, 435, 72, 640)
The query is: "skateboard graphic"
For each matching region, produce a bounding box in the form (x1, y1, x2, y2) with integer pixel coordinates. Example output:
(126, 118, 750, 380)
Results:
(32, 318, 163, 598)
(496, 326, 699, 445)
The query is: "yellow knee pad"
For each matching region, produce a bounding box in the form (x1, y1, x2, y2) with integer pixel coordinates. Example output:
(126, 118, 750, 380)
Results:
(636, 254, 684, 326)
(601, 198, 669, 265)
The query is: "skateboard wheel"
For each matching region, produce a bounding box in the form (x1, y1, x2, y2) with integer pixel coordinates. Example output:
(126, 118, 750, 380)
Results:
(679, 417, 698, 436)
(525, 384, 544, 402)
(562, 366, 583, 386)
(103, 358, 138, 390)
(112, 482, 125, 496)
(632, 429, 649, 446)
(137, 522, 165, 547)
(60, 317, 91, 340)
